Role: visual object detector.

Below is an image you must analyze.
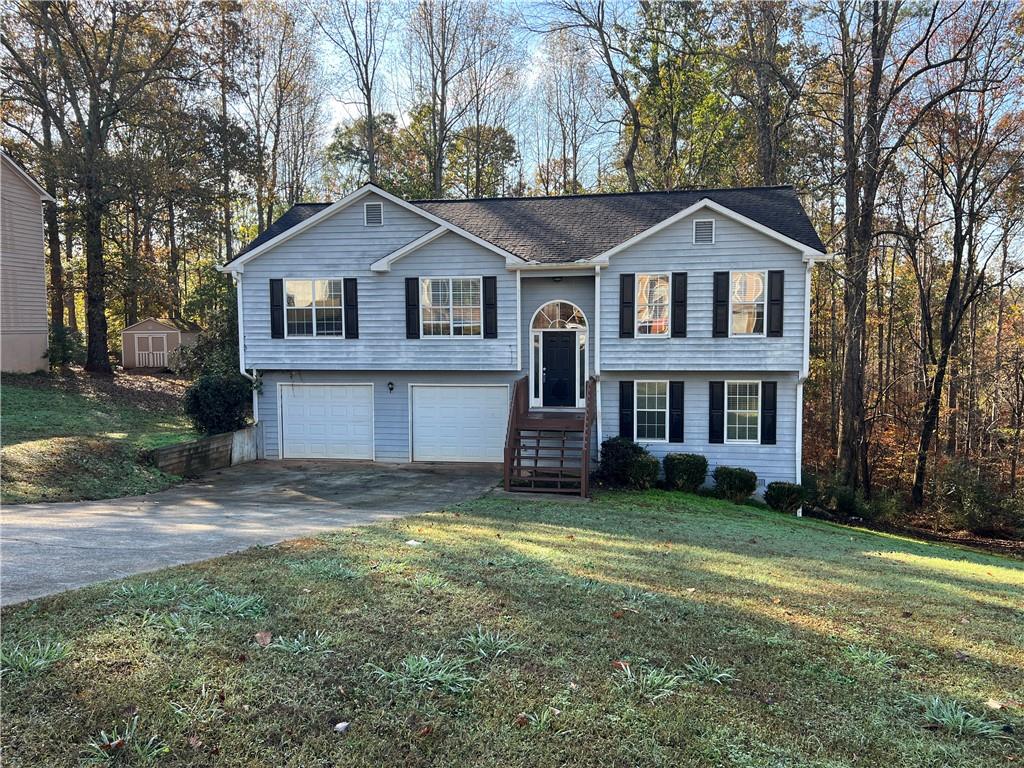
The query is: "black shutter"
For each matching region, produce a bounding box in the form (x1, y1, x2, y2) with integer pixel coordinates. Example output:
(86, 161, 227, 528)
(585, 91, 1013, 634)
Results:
(767, 270, 784, 337)
(712, 272, 729, 337)
(761, 381, 777, 444)
(270, 279, 284, 339)
(619, 273, 635, 338)
(709, 381, 725, 443)
(671, 272, 687, 337)
(482, 276, 497, 338)
(343, 278, 359, 338)
(669, 381, 685, 443)
(619, 380, 634, 439)
(405, 277, 420, 339)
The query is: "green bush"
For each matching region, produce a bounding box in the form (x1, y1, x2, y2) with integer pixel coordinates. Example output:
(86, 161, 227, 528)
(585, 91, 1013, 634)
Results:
(183, 374, 251, 435)
(713, 466, 758, 503)
(764, 481, 805, 514)
(933, 461, 1019, 536)
(663, 453, 708, 492)
(598, 437, 659, 490)
(48, 326, 85, 367)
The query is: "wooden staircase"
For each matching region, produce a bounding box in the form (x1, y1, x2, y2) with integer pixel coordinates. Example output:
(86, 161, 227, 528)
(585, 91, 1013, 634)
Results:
(504, 375, 597, 497)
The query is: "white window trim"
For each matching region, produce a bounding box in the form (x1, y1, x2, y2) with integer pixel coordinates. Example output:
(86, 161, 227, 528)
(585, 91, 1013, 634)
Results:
(724, 379, 761, 444)
(418, 276, 484, 339)
(283, 278, 345, 339)
(634, 379, 670, 443)
(635, 272, 671, 339)
(363, 201, 384, 226)
(728, 269, 768, 338)
(693, 218, 716, 244)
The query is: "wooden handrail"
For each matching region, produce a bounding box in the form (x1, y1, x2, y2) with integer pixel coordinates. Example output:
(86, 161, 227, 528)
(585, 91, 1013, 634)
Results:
(580, 375, 598, 497)
(504, 375, 529, 491)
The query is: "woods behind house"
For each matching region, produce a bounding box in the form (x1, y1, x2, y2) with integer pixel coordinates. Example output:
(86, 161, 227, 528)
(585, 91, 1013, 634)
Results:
(2, 0, 1022, 531)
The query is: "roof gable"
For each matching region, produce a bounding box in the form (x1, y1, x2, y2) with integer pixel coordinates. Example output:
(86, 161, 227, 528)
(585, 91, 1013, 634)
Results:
(220, 184, 521, 272)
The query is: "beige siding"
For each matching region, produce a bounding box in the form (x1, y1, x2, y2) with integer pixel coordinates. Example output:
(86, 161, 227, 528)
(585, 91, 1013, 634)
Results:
(1, 156, 49, 371)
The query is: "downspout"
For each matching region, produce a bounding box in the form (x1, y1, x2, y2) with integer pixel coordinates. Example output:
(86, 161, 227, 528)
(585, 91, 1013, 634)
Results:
(233, 271, 259, 424)
(795, 260, 813, 516)
(594, 265, 603, 448)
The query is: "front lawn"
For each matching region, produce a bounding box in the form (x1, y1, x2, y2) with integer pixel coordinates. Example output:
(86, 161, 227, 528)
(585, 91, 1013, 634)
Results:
(0, 368, 196, 503)
(1, 492, 1020, 766)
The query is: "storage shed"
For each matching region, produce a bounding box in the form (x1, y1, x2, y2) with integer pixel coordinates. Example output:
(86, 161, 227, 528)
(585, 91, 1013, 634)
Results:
(121, 318, 200, 370)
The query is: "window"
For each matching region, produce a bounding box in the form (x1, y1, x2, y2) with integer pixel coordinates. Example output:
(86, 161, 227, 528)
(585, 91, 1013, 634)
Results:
(636, 273, 670, 336)
(635, 380, 668, 441)
(730, 271, 766, 336)
(726, 381, 760, 442)
(285, 279, 345, 337)
(420, 277, 482, 337)
(693, 219, 715, 244)
(364, 201, 383, 226)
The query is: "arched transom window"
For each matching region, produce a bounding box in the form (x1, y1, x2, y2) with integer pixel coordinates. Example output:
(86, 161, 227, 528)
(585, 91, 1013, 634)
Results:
(532, 301, 587, 330)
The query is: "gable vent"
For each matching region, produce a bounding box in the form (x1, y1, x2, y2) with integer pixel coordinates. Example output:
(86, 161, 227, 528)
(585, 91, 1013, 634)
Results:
(364, 201, 384, 226)
(693, 219, 715, 244)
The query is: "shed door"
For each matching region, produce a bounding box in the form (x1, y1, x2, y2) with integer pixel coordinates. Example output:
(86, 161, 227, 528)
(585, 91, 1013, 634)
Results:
(280, 384, 373, 459)
(411, 385, 508, 462)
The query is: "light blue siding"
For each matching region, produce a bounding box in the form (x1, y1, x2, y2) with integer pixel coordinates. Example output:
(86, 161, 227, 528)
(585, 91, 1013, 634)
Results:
(258, 369, 518, 461)
(598, 371, 799, 485)
(599, 212, 808, 372)
(240, 195, 517, 371)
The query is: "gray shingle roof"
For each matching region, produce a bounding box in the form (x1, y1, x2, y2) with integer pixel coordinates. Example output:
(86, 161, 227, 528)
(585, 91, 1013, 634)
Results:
(414, 186, 824, 262)
(230, 186, 824, 266)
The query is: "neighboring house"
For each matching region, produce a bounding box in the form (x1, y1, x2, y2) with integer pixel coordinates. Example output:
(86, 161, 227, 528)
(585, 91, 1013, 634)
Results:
(1, 151, 54, 373)
(121, 317, 201, 370)
(221, 184, 830, 496)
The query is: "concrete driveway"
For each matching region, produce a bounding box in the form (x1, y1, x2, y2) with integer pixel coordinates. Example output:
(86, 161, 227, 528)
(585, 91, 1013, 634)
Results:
(1, 460, 500, 606)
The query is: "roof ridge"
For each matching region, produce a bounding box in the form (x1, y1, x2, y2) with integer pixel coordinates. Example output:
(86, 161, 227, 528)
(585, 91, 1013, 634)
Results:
(413, 185, 796, 204)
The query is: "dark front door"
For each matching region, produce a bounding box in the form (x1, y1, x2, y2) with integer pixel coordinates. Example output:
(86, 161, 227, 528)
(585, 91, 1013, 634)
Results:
(542, 331, 576, 407)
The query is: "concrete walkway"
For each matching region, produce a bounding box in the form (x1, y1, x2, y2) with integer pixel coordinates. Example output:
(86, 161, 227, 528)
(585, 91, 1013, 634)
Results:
(1, 460, 500, 606)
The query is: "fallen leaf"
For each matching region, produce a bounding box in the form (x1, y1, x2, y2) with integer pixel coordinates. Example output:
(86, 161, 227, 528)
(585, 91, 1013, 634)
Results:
(513, 713, 529, 727)
(771, 597, 781, 605)
(416, 725, 433, 738)
(254, 631, 272, 647)
(611, 660, 630, 671)
(188, 735, 203, 750)
(611, 610, 624, 620)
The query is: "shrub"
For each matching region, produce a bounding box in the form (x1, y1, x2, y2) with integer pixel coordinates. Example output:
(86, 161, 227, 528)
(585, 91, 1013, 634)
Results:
(663, 453, 708, 493)
(764, 481, 805, 514)
(933, 461, 1019, 536)
(48, 326, 85, 367)
(598, 437, 659, 490)
(830, 480, 867, 519)
(713, 466, 757, 503)
(182, 374, 251, 435)
(801, 470, 821, 509)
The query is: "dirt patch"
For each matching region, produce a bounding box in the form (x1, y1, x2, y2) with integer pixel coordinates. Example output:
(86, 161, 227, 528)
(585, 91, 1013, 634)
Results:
(3, 365, 188, 413)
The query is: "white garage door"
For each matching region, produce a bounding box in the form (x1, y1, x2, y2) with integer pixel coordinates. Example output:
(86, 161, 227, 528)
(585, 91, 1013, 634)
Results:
(411, 385, 508, 462)
(280, 384, 373, 459)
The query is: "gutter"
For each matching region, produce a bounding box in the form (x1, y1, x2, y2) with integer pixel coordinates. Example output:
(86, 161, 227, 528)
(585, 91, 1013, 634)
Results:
(233, 272, 260, 427)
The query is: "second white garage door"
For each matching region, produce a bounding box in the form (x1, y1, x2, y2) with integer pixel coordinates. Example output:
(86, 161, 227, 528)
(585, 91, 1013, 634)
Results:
(280, 384, 373, 459)
(410, 385, 508, 462)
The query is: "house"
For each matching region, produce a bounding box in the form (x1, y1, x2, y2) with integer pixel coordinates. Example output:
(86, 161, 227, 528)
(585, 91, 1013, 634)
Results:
(220, 184, 829, 495)
(1, 151, 54, 373)
(121, 317, 201, 370)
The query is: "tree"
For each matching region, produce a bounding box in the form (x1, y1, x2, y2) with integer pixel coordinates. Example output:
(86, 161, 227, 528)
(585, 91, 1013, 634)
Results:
(821, 0, 993, 493)
(446, 124, 518, 197)
(3, 0, 200, 372)
(315, 0, 392, 185)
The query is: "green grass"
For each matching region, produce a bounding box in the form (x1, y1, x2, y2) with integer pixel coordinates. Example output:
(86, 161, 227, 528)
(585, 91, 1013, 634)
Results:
(1, 491, 1021, 766)
(0, 371, 195, 503)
